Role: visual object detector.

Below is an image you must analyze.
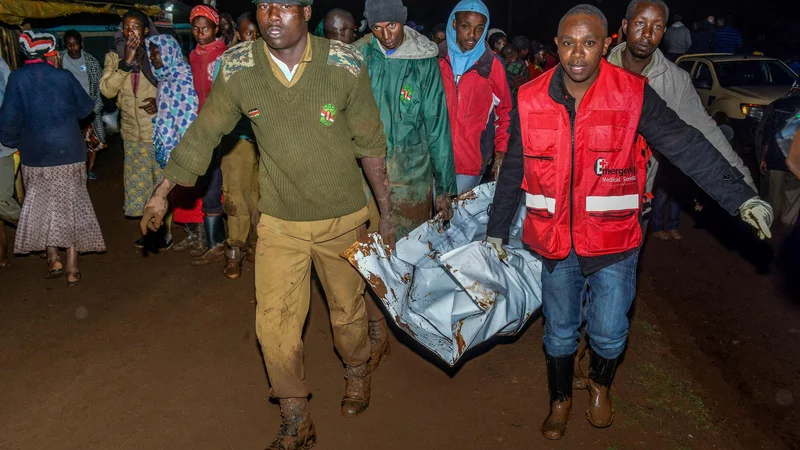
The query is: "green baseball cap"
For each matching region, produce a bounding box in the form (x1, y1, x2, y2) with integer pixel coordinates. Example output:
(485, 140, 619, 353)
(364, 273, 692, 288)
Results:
(253, 0, 313, 5)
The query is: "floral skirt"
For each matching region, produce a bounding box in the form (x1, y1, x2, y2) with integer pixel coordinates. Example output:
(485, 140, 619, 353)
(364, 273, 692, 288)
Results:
(123, 140, 160, 217)
(14, 162, 106, 254)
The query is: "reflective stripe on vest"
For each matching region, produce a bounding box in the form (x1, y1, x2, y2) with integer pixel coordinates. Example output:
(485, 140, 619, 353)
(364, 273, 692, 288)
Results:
(585, 194, 639, 212)
(526, 193, 556, 214)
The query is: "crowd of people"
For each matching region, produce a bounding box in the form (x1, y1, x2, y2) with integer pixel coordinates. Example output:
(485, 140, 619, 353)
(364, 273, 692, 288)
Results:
(0, 0, 792, 448)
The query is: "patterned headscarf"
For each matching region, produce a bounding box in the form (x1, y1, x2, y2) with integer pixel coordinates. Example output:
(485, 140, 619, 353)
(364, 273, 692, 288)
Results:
(190, 5, 219, 25)
(145, 34, 199, 168)
(19, 30, 57, 60)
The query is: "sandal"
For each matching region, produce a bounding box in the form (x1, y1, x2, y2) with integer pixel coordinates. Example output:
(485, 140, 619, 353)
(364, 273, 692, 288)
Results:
(46, 260, 64, 279)
(66, 272, 82, 287)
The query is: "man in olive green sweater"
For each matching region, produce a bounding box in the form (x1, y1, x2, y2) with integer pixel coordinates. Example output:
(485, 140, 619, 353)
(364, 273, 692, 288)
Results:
(141, 1, 394, 448)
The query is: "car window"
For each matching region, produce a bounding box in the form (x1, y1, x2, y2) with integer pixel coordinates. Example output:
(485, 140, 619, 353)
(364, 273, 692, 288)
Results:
(678, 60, 695, 75)
(695, 63, 713, 84)
(714, 60, 798, 87)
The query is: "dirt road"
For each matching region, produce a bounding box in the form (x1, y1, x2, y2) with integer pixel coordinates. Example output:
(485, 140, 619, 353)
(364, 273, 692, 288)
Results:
(0, 146, 796, 449)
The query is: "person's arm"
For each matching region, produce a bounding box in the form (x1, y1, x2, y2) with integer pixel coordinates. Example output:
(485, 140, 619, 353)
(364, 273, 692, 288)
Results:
(486, 108, 524, 244)
(0, 74, 23, 149)
(141, 69, 242, 233)
(638, 84, 757, 214)
(346, 60, 394, 246)
(421, 59, 458, 198)
(99, 52, 128, 99)
(88, 57, 103, 116)
(490, 59, 513, 179)
(674, 79, 756, 191)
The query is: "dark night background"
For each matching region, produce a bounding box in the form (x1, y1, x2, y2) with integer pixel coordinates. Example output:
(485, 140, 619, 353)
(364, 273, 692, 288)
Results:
(29, 0, 800, 58)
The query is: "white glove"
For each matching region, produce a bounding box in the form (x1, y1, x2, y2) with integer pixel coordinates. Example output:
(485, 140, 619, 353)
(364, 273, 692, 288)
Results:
(739, 197, 773, 240)
(486, 236, 508, 262)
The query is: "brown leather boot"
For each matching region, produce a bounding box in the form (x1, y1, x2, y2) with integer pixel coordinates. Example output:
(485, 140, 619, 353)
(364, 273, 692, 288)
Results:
(266, 398, 317, 450)
(341, 363, 371, 418)
(245, 241, 256, 263)
(541, 353, 574, 440)
(223, 245, 244, 279)
(573, 339, 588, 390)
(368, 318, 391, 370)
(586, 353, 619, 428)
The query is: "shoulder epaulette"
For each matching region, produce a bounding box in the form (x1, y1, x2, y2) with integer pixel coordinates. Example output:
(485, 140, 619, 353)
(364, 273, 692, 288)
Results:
(221, 40, 256, 82)
(327, 39, 363, 78)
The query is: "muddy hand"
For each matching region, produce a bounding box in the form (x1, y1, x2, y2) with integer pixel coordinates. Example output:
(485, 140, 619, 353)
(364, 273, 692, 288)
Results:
(492, 152, 506, 181)
(141, 193, 168, 235)
(486, 236, 508, 262)
(435, 195, 453, 221)
(379, 214, 397, 250)
(140, 97, 157, 115)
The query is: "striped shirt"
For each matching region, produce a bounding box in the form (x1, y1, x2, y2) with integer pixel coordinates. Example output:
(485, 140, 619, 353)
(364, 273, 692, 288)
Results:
(713, 26, 743, 54)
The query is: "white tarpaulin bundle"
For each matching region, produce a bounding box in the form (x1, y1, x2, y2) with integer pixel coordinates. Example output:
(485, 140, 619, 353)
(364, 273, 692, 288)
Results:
(343, 183, 543, 366)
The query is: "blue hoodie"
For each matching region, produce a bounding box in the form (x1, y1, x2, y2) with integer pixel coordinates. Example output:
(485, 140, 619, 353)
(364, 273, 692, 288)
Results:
(446, 0, 490, 81)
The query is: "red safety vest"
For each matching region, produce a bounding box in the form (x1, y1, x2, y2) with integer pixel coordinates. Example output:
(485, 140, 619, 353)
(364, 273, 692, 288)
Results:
(518, 60, 651, 260)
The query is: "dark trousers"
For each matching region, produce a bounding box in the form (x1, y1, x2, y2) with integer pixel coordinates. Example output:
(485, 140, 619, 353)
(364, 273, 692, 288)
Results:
(201, 147, 224, 215)
(651, 187, 680, 232)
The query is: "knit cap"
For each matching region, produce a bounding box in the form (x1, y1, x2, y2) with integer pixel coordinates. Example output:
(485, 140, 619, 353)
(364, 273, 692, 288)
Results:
(364, 0, 408, 27)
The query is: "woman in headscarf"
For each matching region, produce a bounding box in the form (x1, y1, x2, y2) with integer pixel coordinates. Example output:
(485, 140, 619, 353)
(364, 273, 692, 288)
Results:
(100, 9, 168, 250)
(0, 31, 106, 285)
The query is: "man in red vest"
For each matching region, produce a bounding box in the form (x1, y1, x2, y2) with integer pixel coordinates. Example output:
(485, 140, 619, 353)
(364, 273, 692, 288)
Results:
(487, 4, 773, 441)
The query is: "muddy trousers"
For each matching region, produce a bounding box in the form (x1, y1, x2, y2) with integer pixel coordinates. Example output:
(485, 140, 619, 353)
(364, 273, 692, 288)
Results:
(254, 208, 371, 398)
(221, 139, 260, 247)
(541, 250, 640, 360)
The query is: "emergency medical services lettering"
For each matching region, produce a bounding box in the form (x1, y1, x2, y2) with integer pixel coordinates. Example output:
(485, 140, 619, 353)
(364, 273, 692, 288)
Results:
(595, 158, 636, 183)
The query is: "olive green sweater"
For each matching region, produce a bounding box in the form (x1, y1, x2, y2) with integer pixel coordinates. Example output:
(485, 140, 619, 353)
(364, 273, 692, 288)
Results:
(163, 36, 387, 221)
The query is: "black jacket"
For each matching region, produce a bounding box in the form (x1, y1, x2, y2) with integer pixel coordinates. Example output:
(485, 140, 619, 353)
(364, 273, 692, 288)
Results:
(488, 66, 756, 275)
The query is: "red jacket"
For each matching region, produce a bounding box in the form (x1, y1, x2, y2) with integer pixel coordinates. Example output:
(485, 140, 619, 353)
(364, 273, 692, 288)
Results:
(519, 60, 650, 260)
(190, 38, 227, 111)
(439, 43, 512, 176)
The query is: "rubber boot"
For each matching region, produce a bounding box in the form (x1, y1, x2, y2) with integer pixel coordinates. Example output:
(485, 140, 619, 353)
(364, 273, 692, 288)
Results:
(573, 339, 588, 390)
(341, 363, 371, 418)
(586, 352, 619, 428)
(266, 398, 317, 450)
(223, 245, 245, 279)
(172, 224, 198, 252)
(541, 353, 574, 440)
(192, 215, 226, 266)
(189, 224, 209, 257)
(367, 318, 391, 371)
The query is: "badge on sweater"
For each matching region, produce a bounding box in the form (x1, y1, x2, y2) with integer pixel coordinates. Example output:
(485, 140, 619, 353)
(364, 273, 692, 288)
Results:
(320, 103, 336, 127)
(248, 108, 260, 119)
(400, 84, 413, 103)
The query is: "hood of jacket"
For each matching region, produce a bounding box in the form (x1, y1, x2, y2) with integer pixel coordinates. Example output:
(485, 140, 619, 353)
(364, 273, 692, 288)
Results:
(671, 21, 686, 28)
(357, 26, 438, 60)
(608, 42, 669, 80)
(445, 0, 490, 79)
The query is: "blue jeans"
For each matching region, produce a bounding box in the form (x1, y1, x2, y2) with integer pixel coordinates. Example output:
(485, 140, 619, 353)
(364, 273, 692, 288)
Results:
(541, 250, 640, 359)
(651, 187, 680, 231)
(201, 147, 224, 215)
(456, 174, 482, 194)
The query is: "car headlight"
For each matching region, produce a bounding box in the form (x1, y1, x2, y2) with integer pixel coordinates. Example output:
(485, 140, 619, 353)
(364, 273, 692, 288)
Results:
(740, 104, 765, 121)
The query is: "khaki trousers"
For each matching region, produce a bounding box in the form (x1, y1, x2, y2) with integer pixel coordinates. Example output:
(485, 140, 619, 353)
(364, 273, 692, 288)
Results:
(221, 138, 260, 247)
(254, 208, 371, 398)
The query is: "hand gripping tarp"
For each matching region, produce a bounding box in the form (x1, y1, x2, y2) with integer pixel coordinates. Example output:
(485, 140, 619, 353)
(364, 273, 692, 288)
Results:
(343, 182, 542, 366)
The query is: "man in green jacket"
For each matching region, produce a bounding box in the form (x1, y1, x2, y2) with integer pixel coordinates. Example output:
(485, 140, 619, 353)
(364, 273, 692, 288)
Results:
(354, 0, 458, 370)
(141, 1, 395, 448)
